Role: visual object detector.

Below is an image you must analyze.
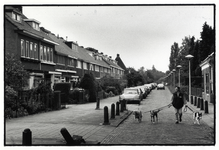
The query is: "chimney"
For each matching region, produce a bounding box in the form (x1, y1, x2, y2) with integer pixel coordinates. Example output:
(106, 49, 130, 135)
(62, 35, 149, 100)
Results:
(117, 54, 120, 57)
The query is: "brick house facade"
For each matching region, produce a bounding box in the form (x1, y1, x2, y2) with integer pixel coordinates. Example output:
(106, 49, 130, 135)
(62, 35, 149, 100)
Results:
(5, 6, 125, 90)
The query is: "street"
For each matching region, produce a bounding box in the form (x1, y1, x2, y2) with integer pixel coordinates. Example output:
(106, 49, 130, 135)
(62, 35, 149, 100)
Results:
(5, 87, 214, 145)
(101, 88, 214, 145)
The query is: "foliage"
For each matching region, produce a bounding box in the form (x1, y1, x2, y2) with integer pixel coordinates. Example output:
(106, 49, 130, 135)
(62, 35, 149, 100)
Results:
(54, 82, 71, 103)
(5, 52, 29, 91)
(126, 66, 166, 87)
(79, 73, 97, 102)
(126, 67, 144, 87)
(168, 22, 215, 87)
(5, 85, 17, 109)
(99, 76, 126, 95)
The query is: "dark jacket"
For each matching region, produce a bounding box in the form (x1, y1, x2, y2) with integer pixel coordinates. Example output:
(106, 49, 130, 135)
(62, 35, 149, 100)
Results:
(172, 92, 184, 109)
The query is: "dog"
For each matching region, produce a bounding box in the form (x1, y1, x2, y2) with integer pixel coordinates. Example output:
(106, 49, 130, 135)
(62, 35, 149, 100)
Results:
(193, 112, 202, 125)
(150, 109, 160, 123)
(133, 111, 143, 123)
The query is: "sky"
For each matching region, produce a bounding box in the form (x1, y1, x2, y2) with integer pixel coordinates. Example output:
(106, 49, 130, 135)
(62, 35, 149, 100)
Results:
(20, 5, 214, 73)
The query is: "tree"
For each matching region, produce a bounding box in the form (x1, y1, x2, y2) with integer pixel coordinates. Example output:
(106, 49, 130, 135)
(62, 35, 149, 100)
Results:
(5, 53, 29, 91)
(79, 73, 97, 102)
(169, 42, 180, 71)
(199, 22, 215, 62)
(126, 67, 144, 87)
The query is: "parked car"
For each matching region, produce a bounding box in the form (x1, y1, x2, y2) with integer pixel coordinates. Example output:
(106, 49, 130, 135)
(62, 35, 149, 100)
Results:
(119, 88, 142, 105)
(137, 86, 148, 99)
(157, 83, 165, 90)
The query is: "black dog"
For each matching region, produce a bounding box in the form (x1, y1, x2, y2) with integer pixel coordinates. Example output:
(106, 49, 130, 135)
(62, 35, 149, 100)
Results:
(150, 109, 160, 123)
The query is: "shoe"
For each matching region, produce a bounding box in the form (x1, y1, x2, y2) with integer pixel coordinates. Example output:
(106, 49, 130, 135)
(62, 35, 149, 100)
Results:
(179, 118, 182, 122)
(175, 121, 179, 124)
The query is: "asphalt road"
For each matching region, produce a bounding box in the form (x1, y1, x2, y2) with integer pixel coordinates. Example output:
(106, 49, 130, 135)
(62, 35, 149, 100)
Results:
(101, 88, 215, 145)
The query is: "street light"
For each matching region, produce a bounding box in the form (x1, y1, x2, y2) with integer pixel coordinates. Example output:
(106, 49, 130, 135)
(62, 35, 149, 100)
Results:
(176, 65, 182, 87)
(185, 54, 194, 103)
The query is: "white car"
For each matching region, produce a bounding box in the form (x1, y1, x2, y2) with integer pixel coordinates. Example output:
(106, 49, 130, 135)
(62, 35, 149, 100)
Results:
(157, 83, 165, 90)
(119, 88, 142, 105)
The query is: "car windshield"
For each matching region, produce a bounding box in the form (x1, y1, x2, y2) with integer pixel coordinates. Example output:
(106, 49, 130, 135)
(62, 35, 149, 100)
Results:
(124, 89, 138, 94)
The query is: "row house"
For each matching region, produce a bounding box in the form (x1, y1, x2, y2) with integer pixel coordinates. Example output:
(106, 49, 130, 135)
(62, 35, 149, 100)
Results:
(199, 52, 215, 104)
(5, 6, 125, 90)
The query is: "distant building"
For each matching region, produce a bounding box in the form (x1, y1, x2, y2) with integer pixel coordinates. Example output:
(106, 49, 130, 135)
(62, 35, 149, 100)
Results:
(199, 52, 215, 104)
(115, 54, 128, 74)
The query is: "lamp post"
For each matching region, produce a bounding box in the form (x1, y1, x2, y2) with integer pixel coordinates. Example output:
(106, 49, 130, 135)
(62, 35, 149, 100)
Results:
(185, 54, 194, 103)
(176, 65, 182, 87)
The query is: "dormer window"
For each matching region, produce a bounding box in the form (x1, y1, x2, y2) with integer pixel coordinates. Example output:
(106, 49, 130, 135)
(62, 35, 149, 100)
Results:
(32, 22, 39, 30)
(12, 11, 21, 22)
(23, 19, 41, 31)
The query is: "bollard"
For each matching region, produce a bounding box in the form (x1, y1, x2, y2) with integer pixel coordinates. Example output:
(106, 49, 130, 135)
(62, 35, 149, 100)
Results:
(116, 101, 120, 116)
(123, 100, 127, 110)
(111, 103, 115, 119)
(60, 128, 74, 145)
(194, 97, 197, 106)
(22, 128, 32, 146)
(120, 101, 124, 112)
(103, 106, 110, 125)
(197, 97, 200, 108)
(191, 96, 193, 104)
(200, 98, 204, 110)
(204, 100, 209, 114)
(95, 97, 100, 110)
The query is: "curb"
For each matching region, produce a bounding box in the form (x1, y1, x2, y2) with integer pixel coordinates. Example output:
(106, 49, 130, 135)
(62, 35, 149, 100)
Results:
(109, 110, 133, 127)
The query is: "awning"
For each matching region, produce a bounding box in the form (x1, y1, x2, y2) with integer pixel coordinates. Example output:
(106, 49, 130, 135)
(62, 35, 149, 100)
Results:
(49, 71, 62, 75)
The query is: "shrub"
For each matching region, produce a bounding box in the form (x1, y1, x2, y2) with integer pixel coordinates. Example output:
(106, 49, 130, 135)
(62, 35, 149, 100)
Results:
(80, 73, 97, 102)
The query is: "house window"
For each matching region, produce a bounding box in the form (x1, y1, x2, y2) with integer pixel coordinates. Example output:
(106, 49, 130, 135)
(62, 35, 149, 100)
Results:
(57, 55, 65, 64)
(206, 73, 209, 94)
(104, 67, 108, 73)
(89, 64, 93, 71)
(83, 62, 87, 70)
(43, 46, 47, 61)
(34, 43, 38, 59)
(30, 42, 33, 59)
(40, 45, 43, 60)
(47, 47, 50, 61)
(50, 48, 53, 62)
(100, 66, 103, 72)
(77, 60, 82, 68)
(95, 65, 99, 72)
(68, 58, 74, 67)
(21, 39, 25, 56)
(32, 22, 39, 31)
(12, 12, 21, 22)
(25, 41, 29, 57)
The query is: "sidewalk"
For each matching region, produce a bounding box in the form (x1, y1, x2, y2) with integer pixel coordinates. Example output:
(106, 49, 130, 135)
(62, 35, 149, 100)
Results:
(167, 87, 214, 129)
(186, 100, 214, 129)
(5, 96, 132, 145)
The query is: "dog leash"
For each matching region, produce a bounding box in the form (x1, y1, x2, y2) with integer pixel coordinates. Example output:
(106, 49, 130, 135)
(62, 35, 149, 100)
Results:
(144, 103, 172, 113)
(184, 105, 194, 113)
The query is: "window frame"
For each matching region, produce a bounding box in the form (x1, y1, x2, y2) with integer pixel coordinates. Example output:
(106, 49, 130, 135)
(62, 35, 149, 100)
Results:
(21, 39, 25, 57)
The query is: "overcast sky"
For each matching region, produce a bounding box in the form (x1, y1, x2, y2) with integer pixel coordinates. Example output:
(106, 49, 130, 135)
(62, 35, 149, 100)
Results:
(23, 5, 214, 72)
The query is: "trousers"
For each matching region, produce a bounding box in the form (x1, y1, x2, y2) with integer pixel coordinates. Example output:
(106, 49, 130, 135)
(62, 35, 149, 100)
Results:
(174, 108, 182, 121)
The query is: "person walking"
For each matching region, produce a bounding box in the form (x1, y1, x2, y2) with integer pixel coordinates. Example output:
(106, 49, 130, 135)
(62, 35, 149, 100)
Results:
(171, 86, 187, 124)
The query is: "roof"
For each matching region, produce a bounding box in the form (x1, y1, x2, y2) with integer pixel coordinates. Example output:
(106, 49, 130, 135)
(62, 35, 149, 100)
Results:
(48, 33, 79, 59)
(103, 57, 124, 71)
(5, 8, 56, 45)
(199, 52, 214, 68)
(49, 33, 111, 68)
(115, 54, 127, 70)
